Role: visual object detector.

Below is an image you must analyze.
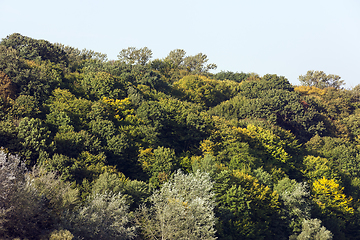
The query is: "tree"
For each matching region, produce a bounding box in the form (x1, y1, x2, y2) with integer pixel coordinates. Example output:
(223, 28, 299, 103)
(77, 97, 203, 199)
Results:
(274, 178, 311, 234)
(183, 53, 217, 74)
(138, 146, 177, 186)
(0, 150, 78, 239)
(118, 47, 152, 65)
(312, 177, 354, 217)
(0, 33, 68, 65)
(17, 117, 50, 165)
(65, 192, 137, 240)
(299, 70, 345, 89)
(213, 170, 284, 239)
(0, 71, 16, 105)
(213, 70, 249, 83)
(293, 218, 333, 240)
(164, 49, 217, 74)
(78, 71, 125, 100)
(165, 49, 186, 68)
(136, 170, 217, 240)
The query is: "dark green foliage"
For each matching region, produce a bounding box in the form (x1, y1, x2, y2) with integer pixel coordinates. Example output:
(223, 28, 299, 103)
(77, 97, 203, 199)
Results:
(17, 117, 50, 165)
(213, 70, 249, 82)
(210, 75, 329, 142)
(213, 170, 286, 240)
(1, 33, 68, 65)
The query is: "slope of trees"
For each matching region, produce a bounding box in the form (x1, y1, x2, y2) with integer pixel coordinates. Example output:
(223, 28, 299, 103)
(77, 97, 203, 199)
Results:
(1, 33, 360, 239)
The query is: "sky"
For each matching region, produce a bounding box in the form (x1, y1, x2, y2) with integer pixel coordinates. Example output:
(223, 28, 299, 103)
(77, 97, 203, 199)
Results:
(1, 0, 359, 87)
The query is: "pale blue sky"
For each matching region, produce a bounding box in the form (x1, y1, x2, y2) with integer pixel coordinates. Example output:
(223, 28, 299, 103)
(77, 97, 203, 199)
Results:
(1, 0, 359, 87)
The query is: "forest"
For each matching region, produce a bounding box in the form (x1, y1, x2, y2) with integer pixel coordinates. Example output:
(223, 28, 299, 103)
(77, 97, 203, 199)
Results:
(0, 33, 360, 240)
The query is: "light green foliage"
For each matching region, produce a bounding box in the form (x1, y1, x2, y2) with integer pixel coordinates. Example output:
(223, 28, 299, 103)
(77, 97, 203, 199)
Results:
(10, 94, 40, 118)
(207, 119, 299, 175)
(66, 192, 136, 240)
(136, 170, 216, 240)
(173, 75, 240, 107)
(302, 155, 339, 183)
(253, 167, 273, 187)
(165, 49, 217, 74)
(183, 52, 217, 74)
(247, 124, 292, 164)
(165, 49, 186, 68)
(292, 218, 333, 240)
(305, 135, 360, 178)
(46, 88, 92, 131)
(92, 172, 150, 210)
(274, 178, 311, 233)
(299, 70, 344, 89)
(91, 171, 127, 196)
(192, 154, 218, 174)
(79, 71, 125, 100)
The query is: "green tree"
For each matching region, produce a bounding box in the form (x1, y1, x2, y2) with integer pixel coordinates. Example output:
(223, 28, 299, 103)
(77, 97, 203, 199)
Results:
(78, 71, 126, 100)
(173, 75, 239, 107)
(118, 47, 152, 65)
(17, 117, 50, 165)
(299, 70, 345, 89)
(213, 170, 285, 240)
(213, 70, 249, 83)
(183, 53, 217, 74)
(138, 146, 177, 186)
(1, 33, 68, 65)
(165, 49, 187, 68)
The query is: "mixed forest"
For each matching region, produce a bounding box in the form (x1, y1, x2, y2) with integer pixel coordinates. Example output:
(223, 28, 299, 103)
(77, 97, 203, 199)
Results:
(1, 33, 360, 240)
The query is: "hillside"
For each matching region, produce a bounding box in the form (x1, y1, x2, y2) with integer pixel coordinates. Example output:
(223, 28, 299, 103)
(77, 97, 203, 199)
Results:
(1, 33, 360, 240)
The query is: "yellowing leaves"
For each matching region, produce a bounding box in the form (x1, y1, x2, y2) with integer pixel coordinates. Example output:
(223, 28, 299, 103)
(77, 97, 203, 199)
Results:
(312, 177, 354, 215)
(294, 85, 327, 97)
(102, 97, 138, 123)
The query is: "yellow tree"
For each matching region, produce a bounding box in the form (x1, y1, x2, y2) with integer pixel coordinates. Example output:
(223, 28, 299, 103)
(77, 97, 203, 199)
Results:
(312, 177, 354, 217)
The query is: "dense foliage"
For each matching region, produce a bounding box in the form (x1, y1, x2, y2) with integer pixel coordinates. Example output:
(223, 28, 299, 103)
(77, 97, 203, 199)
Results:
(1, 33, 360, 239)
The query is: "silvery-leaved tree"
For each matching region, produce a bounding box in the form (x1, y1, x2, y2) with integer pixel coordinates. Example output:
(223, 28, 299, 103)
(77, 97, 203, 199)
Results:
(136, 169, 217, 240)
(0, 150, 52, 238)
(65, 192, 137, 240)
(0, 149, 80, 239)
